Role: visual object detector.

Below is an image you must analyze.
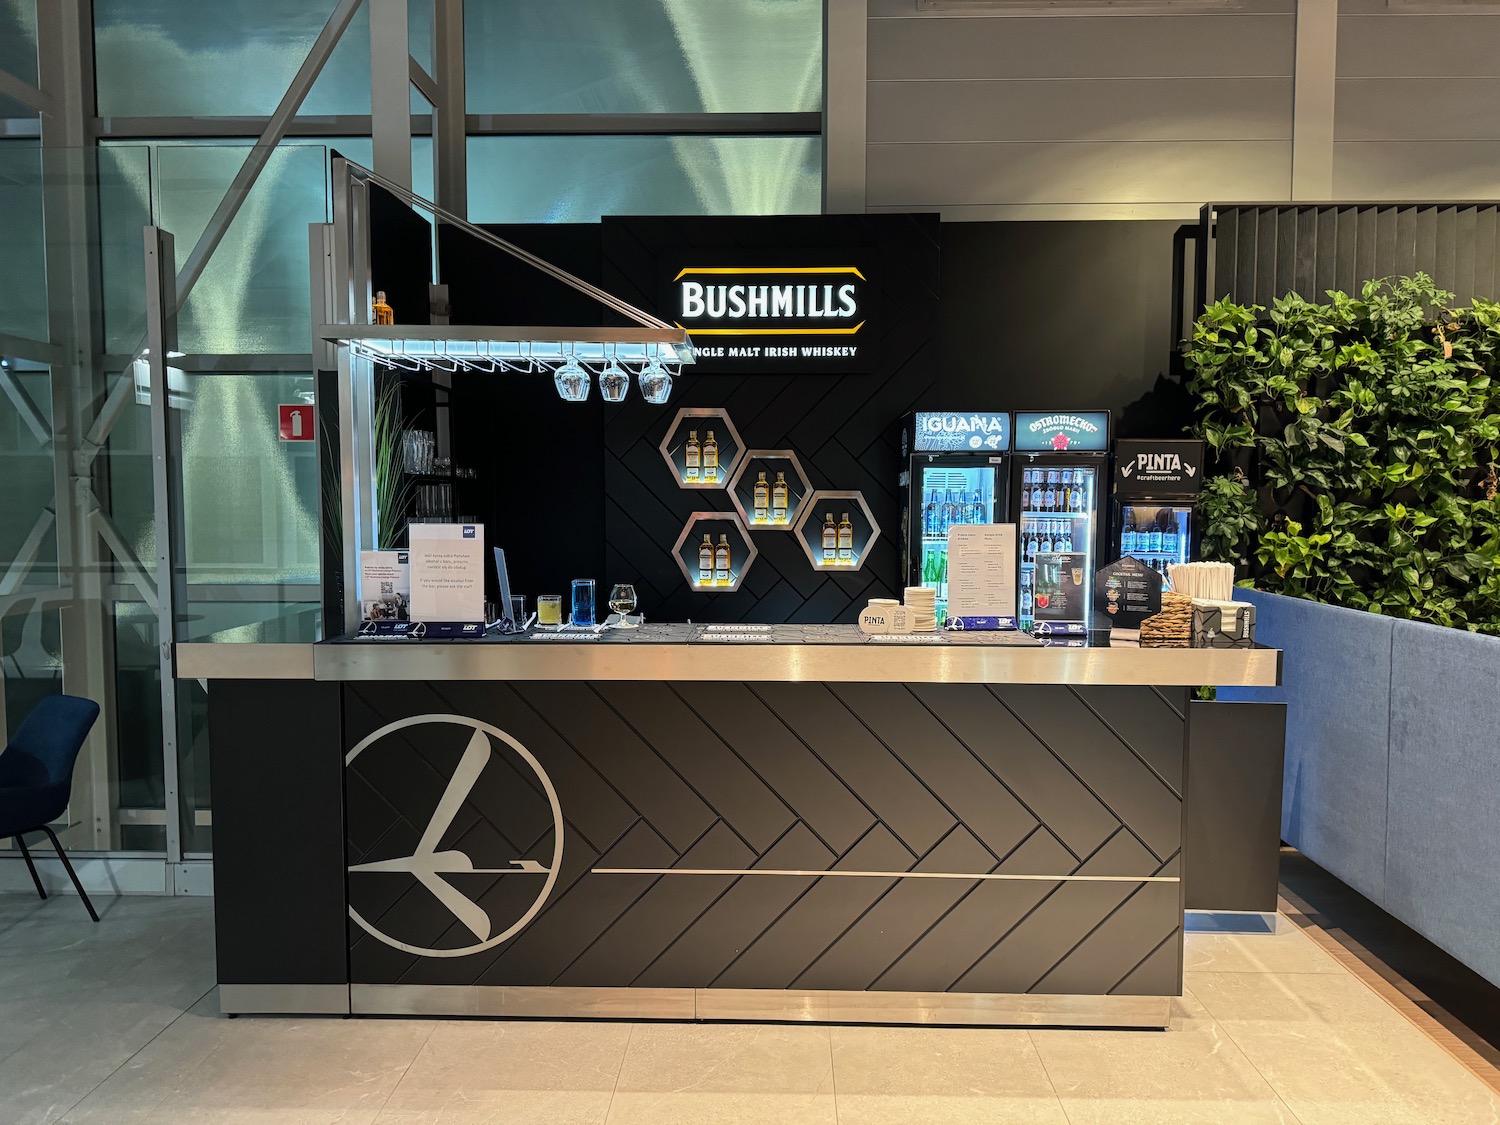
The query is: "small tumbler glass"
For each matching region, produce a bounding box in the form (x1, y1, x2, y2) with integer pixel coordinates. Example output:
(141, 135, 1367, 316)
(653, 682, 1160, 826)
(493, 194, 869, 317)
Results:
(537, 595, 562, 626)
(571, 579, 596, 627)
(510, 594, 527, 628)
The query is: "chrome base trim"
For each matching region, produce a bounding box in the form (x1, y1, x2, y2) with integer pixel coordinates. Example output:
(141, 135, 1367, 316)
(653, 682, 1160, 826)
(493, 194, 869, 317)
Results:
(176, 643, 315, 680)
(220, 983, 351, 1015)
(351, 984, 695, 1019)
(1186, 909, 1279, 935)
(346, 985, 1170, 1028)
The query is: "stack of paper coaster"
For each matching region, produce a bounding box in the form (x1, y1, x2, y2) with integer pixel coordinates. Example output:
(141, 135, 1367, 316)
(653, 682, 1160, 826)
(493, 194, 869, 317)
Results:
(903, 587, 938, 632)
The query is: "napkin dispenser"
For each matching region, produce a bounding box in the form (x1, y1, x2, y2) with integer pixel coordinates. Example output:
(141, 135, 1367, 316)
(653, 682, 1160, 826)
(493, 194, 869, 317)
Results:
(1191, 599, 1256, 648)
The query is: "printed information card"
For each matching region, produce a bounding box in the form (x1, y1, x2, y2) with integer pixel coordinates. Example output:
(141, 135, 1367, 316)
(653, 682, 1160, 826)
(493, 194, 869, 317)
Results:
(408, 524, 485, 624)
(945, 524, 1017, 624)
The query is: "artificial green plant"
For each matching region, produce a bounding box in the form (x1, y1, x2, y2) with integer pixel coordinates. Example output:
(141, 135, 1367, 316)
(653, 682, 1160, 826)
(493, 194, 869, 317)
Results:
(1185, 273, 1500, 631)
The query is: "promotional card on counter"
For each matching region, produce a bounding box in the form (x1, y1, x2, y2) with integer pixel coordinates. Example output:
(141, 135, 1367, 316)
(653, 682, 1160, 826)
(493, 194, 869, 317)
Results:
(1095, 556, 1164, 629)
(1032, 550, 1090, 634)
(658, 248, 879, 374)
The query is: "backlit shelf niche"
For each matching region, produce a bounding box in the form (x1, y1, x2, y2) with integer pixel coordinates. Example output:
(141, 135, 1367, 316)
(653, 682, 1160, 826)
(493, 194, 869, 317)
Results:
(793, 491, 880, 573)
(726, 450, 813, 532)
(659, 407, 744, 490)
(671, 511, 758, 593)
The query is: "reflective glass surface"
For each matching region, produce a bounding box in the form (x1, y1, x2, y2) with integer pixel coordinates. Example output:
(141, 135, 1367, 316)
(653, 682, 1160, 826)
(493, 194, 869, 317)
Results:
(0, 139, 46, 343)
(466, 0, 822, 114)
(466, 134, 820, 223)
(0, 0, 38, 86)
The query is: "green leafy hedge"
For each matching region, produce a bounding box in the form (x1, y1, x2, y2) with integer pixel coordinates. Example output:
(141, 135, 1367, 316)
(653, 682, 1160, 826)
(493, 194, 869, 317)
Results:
(1184, 274, 1500, 632)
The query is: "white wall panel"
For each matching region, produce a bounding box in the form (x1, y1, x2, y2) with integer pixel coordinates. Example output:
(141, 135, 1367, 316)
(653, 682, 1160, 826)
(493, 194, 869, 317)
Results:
(867, 13, 1295, 80)
(1333, 142, 1500, 200)
(869, 77, 1292, 143)
(1336, 78, 1500, 142)
(1336, 12, 1500, 78)
(868, 140, 1291, 208)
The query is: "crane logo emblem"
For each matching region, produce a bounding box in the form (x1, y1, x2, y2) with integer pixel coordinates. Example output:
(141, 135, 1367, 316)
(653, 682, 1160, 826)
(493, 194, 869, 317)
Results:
(345, 715, 564, 958)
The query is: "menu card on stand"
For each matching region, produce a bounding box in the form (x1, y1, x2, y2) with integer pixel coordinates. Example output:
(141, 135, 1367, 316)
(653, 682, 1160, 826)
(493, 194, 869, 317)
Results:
(1094, 556, 1164, 636)
(359, 550, 409, 623)
(945, 524, 1018, 628)
(408, 524, 485, 636)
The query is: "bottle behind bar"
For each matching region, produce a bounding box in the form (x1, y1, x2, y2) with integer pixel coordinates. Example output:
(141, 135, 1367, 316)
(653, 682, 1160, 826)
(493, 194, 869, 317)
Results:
(1163, 512, 1179, 558)
(772, 472, 788, 522)
(838, 512, 854, 561)
(1072, 469, 1087, 512)
(1121, 512, 1137, 555)
(703, 430, 719, 482)
(698, 533, 713, 584)
(1043, 470, 1057, 511)
(685, 430, 700, 482)
(1148, 513, 1164, 554)
(715, 534, 731, 585)
(754, 471, 769, 521)
(822, 513, 837, 561)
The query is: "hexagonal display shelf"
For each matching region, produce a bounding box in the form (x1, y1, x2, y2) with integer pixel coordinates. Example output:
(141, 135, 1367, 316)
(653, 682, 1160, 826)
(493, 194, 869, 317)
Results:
(659, 407, 743, 490)
(727, 450, 813, 532)
(794, 491, 881, 573)
(671, 511, 758, 593)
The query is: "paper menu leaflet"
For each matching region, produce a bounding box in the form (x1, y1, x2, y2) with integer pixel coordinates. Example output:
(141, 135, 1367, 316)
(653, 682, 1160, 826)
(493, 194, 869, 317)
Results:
(359, 550, 409, 621)
(945, 524, 1017, 619)
(408, 523, 485, 623)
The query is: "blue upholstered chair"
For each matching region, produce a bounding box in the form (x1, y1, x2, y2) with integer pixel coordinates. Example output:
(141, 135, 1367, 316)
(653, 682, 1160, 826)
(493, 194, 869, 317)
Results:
(0, 695, 101, 921)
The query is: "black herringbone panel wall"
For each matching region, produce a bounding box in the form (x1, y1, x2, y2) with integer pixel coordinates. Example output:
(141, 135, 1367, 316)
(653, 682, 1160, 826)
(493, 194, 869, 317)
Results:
(344, 680, 1185, 997)
(598, 215, 940, 624)
(1206, 204, 1500, 310)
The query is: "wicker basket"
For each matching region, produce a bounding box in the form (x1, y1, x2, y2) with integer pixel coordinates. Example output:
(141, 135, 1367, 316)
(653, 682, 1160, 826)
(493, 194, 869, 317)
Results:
(1139, 592, 1193, 648)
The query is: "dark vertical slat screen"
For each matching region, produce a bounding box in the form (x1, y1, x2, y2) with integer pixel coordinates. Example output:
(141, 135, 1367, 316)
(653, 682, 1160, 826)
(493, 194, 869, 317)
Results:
(1208, 203, 1500, 309)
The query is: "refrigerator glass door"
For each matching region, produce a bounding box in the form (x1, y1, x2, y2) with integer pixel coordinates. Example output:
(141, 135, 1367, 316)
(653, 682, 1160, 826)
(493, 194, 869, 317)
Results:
(915, 462, 1000, 621)
(1120, 503, 1193, 578)
(1017, 461, 1099, 630)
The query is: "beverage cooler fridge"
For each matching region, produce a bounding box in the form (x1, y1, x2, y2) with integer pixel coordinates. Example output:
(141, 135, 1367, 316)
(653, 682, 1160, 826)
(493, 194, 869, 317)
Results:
(900, 412, 1012, 623)
(1111, 439, 1206, 579)
(1011, 411, 1111, 633)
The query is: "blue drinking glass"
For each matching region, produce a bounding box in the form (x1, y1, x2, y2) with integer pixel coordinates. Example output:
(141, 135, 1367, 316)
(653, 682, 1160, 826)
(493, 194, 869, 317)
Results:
(571, 579, 596, 627)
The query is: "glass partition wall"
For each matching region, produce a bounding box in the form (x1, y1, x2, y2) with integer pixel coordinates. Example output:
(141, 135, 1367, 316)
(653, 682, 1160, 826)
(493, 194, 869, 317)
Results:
(0, 0, 822, 892)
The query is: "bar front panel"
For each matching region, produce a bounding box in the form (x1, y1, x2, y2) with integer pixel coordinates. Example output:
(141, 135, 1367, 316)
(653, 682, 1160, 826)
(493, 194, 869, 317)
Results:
(343, 679, 1184, 998)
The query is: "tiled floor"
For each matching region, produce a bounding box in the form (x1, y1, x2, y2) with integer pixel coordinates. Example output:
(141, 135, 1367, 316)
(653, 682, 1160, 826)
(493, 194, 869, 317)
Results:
(1, 894, 1496, 1124)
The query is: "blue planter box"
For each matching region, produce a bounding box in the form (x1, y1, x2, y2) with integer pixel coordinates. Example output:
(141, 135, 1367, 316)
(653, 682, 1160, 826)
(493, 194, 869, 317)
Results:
(1222, 589, 1500, 987)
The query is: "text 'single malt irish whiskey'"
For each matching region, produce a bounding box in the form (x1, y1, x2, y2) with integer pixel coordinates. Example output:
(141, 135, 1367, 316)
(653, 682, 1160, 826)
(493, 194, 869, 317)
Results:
(754, 471, 770, 522)
(685, 430, 701, 482)
(703, 431, 719, 483)
(715, 534, 731, 585)
(838, 512, 854, 562)
(772, 472, 789, 523)
(698, 533, 713, 585)
(822, 513, 837, 562)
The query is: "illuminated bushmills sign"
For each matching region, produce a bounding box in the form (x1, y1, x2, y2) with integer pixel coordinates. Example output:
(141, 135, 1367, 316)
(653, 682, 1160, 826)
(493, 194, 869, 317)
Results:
(660, 255, 878, 373)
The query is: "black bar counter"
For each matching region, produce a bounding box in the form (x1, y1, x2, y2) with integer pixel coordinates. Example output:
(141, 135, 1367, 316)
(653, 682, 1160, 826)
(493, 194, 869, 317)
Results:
(180, 626, 1280, 1028)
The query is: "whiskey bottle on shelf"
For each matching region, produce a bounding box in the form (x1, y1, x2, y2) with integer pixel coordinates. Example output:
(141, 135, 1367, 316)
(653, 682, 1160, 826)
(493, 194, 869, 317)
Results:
(703, 430, 719, 483)
(685, 430, 701, 482)
(715, 534, 731, 585)
(821, 512, 837, 562)
(772, 471, 789, 522)
(753, 471, 770, 521)
(838, 512, 854, 562)
(698, 533, 713, 585)
(371, 290, 394, 325)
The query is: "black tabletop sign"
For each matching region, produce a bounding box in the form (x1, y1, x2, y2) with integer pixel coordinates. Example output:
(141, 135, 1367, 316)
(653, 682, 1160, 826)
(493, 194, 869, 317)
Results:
(1095, 556, 1164, 629)
(1113, 439, 1205, 499)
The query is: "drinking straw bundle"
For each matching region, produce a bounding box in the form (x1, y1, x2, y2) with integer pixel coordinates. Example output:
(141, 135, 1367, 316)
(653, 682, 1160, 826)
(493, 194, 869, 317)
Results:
(1167, 562, 1236, 602)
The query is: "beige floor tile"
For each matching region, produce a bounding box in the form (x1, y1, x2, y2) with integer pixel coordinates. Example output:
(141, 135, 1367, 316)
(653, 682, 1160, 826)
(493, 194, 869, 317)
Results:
(1185, 925, 1344, 975)
(606, 1091, 837, 1124)
(1029, 990, 1297, 1125)
(608, 1022, 835, 1123)
(1189, 970, 1500, 1124)
(836, 1093, 1070, 1124)
(832, 1024, 1060, 1099)
(377, 1019, 629, 1123)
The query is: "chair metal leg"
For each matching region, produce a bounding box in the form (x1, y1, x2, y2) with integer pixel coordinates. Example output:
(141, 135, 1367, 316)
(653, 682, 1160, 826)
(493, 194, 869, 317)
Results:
(13, 834, 46, 901)
(39, 826, 98, 923)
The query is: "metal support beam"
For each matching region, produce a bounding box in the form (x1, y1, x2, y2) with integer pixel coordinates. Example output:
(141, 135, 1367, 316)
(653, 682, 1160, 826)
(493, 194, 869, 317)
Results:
(0, 68, 53, 115)
(823, 0, 868, 214)
(0, 332, 64, 365)
(144, 227, 186, 866)
(1292, 0, 1338, 200)
(173, 0, 362, 312)
(370, 0, 414, 192)
(0, 366, 53, 445)
(408, 55, 440, 107)
(433, 0, 467, 217)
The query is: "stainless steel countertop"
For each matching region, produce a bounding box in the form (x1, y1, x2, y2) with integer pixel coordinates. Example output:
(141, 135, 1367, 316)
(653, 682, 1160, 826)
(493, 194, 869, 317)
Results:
(176, 625, 1279, 687)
